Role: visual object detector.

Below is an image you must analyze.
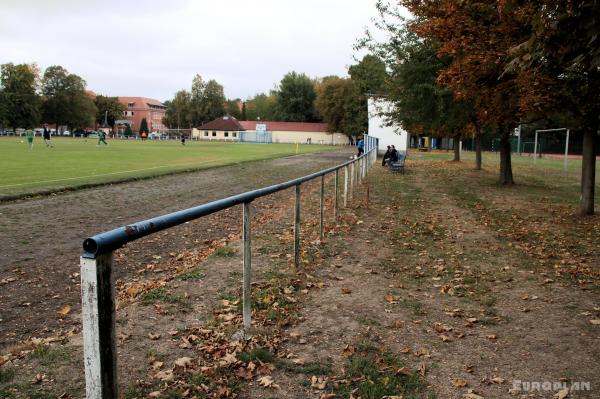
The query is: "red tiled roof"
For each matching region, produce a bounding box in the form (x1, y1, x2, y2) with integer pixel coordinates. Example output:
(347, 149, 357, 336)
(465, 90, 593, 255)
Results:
(239, 121, 329, 132)
(198, 116, 245, 131)
(118, 96, 166, 109)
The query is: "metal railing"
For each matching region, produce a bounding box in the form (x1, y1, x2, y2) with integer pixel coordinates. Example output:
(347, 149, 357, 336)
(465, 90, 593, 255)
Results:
(79, 135, 379, 398)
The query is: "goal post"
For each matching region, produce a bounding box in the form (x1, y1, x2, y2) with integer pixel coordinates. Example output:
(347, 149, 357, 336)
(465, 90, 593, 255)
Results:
(534, 128, 570, 171)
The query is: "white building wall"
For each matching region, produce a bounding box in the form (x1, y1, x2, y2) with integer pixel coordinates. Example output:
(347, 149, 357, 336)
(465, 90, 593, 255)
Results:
(368, 98, 409, 154)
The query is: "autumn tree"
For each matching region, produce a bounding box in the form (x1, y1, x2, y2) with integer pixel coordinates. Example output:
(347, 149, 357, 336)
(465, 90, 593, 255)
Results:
(356, 6, 478, 165)
(0, 63, 41, 130)
(399, 0, 533, 183)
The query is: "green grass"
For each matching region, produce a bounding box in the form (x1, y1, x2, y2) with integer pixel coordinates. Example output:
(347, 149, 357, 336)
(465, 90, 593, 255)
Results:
(0, 367, 16, 383)
(0, 138, 338, 198)
(213, 246, 236, 257)
(238, 347, 274, 363)
(333, 342, 429, 399)
(140, 287, 186, 305)
(177, 267, 205, 281)
(30, 345, 71, 366)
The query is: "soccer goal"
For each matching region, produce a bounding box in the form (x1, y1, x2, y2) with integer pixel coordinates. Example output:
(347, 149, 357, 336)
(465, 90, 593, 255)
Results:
(533, 128, 571, 171)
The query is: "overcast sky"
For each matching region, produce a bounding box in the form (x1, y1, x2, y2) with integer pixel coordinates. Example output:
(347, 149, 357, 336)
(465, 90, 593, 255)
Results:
(1, 0, 389, 102)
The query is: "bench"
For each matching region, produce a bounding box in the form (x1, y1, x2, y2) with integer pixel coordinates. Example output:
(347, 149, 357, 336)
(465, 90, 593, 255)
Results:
(385, 153, 407, 174)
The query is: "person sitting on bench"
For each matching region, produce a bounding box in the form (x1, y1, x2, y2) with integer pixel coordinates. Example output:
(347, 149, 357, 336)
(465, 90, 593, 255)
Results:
(389, 145, 399, 163)
(382, 145, 392, 166)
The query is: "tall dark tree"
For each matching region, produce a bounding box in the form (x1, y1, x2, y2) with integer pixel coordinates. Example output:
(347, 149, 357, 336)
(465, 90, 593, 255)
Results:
(42, 65, 96, 131)
(0, 63, 41, 130)
(139, 117, 149, 134)
(275, 72, 317, 122)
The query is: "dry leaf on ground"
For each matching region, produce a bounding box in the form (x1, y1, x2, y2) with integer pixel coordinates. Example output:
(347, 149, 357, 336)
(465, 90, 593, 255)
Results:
(56, 304, 71, 317)
(451, 378, 468, 387)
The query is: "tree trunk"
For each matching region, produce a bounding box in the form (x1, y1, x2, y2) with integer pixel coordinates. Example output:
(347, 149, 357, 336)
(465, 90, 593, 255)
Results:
(453, 135, 460, 161)
(580, 123, 598, 215)
(498, 128, 514, 185)
(475, 135, 482, 170)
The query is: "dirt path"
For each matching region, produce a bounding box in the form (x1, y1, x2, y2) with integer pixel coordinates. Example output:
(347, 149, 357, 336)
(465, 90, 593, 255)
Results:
(0, 150, 353, 347)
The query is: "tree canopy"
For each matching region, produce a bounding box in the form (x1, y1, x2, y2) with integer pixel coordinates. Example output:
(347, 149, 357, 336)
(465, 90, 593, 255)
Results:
(0, 63, 41, 130)
(274, 72, 318, 122)
(42, 65, 96, 131)
(163, 90, 193, 129)
(94, 95, 126, 128)
(315, 76, 367, 139)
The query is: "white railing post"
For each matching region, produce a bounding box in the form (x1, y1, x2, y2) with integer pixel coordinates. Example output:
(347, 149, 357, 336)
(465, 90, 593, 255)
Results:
(242, 202, 252, 333)
(81, 253, 118, 399)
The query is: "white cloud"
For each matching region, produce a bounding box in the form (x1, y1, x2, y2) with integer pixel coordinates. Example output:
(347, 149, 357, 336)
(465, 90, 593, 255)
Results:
(0, 0, 386, 101)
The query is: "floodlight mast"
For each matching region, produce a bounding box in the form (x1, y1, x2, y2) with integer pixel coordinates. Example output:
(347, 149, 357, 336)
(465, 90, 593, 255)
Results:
(534, 128, 570, 171)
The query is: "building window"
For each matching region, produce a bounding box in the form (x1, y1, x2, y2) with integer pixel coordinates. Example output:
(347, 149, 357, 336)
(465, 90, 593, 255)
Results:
(224, 132, 229, 137)
(204, 131, 208, 136)
(232, 132, 237, 138)
(212, 131, 216, 137)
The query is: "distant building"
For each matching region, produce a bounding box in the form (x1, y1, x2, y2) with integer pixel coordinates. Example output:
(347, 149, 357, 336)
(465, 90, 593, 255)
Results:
(118, 97, 167, 133)
(192, 116, 350, 145)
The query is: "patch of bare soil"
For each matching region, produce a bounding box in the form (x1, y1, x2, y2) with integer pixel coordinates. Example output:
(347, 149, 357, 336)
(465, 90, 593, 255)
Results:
(2, 155, 599, 399)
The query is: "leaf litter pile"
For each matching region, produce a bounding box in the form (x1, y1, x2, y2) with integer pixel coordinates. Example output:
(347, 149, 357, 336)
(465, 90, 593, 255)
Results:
(1, 155, 600, 398)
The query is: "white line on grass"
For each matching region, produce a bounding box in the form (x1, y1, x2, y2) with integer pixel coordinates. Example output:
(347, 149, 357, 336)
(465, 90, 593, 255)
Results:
(0, 160, 218, 188)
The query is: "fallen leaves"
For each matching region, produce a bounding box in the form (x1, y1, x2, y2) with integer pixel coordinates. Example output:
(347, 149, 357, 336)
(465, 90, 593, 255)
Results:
(258, 375, 279, 389)
(56, 304, 71, 317)
(148, 332, 161, 340)
(554, 388, 569, 399)
(463, 390, 484, 399)
(451, 378, 468, 387)
(311, 375, 328, 390)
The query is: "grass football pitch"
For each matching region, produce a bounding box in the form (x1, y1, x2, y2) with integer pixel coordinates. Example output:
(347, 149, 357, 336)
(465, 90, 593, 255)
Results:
(0, 137, 338, 198)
